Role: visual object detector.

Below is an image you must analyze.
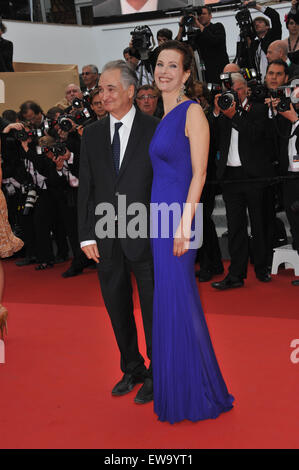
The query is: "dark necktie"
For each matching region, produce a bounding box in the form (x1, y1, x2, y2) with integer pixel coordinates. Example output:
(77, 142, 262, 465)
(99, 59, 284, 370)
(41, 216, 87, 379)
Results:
(111, 122, 123, 175)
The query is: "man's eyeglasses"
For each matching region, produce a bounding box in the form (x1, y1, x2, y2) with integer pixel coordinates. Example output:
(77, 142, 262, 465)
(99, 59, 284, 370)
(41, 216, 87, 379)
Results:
(82, 72, 92, 76)
(136, 95, 157, 101)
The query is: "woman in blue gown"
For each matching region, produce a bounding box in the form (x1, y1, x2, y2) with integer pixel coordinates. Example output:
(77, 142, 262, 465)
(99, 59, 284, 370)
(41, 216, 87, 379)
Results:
(150, 41, 234, 424)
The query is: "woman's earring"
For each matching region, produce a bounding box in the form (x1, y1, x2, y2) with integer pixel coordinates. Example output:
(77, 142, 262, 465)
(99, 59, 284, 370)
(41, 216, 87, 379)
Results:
(177, 83, 186, 103)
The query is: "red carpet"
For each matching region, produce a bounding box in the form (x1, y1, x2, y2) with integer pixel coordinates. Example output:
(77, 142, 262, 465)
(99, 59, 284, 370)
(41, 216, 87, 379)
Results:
(0, 258, 298, 449)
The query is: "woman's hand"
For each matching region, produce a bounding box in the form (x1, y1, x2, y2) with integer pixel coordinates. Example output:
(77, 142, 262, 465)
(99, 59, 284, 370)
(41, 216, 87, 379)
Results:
(173, 224, 191, 257)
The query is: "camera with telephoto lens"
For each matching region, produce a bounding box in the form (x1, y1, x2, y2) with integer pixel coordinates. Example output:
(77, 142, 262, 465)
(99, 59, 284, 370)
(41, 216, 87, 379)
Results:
(36, 141, 67, 158)
(22, 184, 39, 216)
(218, 90, 239, 111)
(235, 2, 256, 40)
(130, 25, 154, 60)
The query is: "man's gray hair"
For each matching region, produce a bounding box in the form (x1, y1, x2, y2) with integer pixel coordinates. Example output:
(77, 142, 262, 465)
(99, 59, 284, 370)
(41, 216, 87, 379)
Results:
(231, 73, 247, 86)
(102, 60, 138, 91)
(83, 64, 99, 74)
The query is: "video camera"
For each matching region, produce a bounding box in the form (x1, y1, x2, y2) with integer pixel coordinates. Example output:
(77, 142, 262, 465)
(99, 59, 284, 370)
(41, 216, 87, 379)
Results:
(235, 1, 256, 41)
(130, 25, 154, 60)
(180, 6, 202, 30)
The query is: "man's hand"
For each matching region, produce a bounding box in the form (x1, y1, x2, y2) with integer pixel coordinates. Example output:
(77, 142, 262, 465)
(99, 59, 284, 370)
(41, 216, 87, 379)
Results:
(243, 1, 261, 11)
(278, 103, 299, 123)
(265, 96, 280, 111)
(57, 128, 69, 141)
(221, 101, 237, 119)
(194, 16, 204, 32)
(81, 243, 100, 264)
(53, 156, 65, 171)
(3, 122, 24, 134)
(214, 93, 221, 116)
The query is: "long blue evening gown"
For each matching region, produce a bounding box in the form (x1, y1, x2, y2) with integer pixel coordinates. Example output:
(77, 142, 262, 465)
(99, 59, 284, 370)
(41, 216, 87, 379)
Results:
(149, 100, 234, 424)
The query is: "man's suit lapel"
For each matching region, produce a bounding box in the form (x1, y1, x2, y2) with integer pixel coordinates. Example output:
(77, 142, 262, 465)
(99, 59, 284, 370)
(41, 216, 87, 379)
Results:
(117, 111, 142, 180)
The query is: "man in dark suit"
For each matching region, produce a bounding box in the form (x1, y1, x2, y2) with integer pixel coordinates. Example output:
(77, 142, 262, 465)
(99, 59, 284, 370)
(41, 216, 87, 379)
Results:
(0, 21, 14, 72)
(244, 1, 281, 80)
(78, 60, 159, 404)
(93, 0, 186, 17)
(176, 6, 229, 83)
(211, 73, 274, 290)
(270, 94, 299, 286)
(266, 40, 299, 79)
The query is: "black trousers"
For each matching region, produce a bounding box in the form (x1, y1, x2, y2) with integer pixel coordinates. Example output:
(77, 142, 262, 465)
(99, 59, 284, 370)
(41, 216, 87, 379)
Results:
(20, 189, 55, 263)
(222, 167, 269, 279)
(198, 183, 224, 273)
(283, 173, 299, 252)
(97, 237, 154, 378)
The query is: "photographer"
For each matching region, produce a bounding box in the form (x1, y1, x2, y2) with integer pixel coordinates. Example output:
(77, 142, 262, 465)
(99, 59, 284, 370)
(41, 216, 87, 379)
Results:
(55, 83, 83, 110)
(1, 123, 59, 269)
(0, 20, 14, 72)
(211, 73, 274, 290)
(267, 40, 299, 79)
(244, 1, 282, 80)
(282, 11, 299, 65)
(19, 101, 45, 129)
(267, 79, 299, 286)
(51, 141, 95, 278)
(176, 6, 229, 83)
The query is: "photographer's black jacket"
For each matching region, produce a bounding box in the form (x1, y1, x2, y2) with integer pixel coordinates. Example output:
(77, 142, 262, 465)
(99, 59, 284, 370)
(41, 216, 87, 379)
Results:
(195, 22, 229, 83)
(250, 7, 282, 59)
(0, 37, 14, 72)
(213, 102, 275, 180)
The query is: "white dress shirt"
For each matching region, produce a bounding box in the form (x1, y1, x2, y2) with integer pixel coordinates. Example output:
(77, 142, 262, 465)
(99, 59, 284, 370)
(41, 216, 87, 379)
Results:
(227, 98, 248, 167)
(120, 0, 158, 14)
(81, 105, 136, 248)
(110, 105, 136, 168)
(288, 120, 299, 172)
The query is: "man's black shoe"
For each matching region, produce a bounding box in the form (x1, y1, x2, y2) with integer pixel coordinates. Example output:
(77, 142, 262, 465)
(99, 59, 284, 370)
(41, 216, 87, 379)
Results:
(292, 279, 299, 286)
(112, 373, 144, 396)
(16, 257, 36, 267)
(256, 273, 272, 283)
(61, 267, 83, 278)
(211, 275, 244, 290)
(134, 378, 153, 404)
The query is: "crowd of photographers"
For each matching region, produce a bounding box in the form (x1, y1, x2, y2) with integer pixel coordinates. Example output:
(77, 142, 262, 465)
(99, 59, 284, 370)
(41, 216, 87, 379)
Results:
(1, 1, 299, 286)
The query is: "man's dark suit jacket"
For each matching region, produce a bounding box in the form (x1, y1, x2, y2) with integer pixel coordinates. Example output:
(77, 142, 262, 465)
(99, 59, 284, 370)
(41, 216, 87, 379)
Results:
(0, 37, 14, 72)
(214, 102, 275, 180)
(93, 0, 186, 17)
(78, 109, 159, 261)
(194, 23, 229, 84)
